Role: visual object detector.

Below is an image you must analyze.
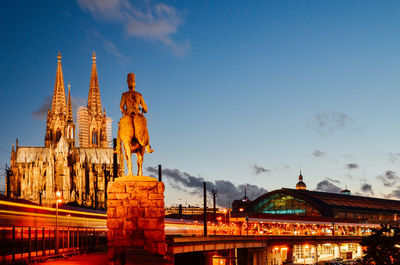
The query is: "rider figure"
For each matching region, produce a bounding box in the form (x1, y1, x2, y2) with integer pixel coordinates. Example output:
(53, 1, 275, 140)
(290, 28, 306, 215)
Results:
(119, 73, 153, 153)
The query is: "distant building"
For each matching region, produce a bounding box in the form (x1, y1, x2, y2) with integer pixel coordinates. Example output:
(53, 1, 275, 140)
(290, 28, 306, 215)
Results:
(7, 52, 121, 208)
(231, 173, 400, 263)
(233, 172, 400, 223)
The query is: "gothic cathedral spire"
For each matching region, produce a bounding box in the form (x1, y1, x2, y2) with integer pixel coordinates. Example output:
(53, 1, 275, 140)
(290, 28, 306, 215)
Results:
(51, 52, 67, 116)
(45, 52, 75, 148)
(66, 82, 75, 148)
(77, 52, 110, 148)
(67, 82, 73, 122)
(87, 52, 102, 117)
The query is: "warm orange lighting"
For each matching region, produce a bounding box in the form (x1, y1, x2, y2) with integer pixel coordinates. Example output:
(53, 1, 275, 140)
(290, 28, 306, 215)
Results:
(56, 190, 61, 198)
(239, 208, 244, 212)
(0, 200, 105, 217)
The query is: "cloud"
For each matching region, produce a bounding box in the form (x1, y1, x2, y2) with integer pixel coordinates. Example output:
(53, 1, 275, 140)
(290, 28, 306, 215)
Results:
(312, 111, 353, 135)
(346, 163, 358, 169)
(326, 177, 340, 184)
(252, 164, 271, 175)
(77, 0, 189, 56)
(388, 153, 400, 164)
(88, 30, 128, 64)
(312, 150, 326, 157)
(387, 188, 400, 199)
(377, 170, 400, 187)
(146, 167, 267, 207)
(315, 179, 341, 193)
(33, 94, 85, 121)
(32, 95, 52, 120)
(360, 183, 374, 195)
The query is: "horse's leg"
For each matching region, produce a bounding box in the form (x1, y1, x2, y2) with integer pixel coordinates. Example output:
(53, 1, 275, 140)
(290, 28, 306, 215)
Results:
(114, 127, 121, 153)
(136, 146, 145, 176)
(122, 137, 133, 176)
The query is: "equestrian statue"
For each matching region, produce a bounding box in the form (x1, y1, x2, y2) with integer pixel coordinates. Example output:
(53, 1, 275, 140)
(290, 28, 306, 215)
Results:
(116, 73, 153, 176)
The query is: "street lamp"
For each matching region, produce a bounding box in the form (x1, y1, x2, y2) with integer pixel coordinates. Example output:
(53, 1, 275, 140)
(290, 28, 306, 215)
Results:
(223, 209, 227, 224)
(55, 190, 62, 255)
(238, 207, 249, 235)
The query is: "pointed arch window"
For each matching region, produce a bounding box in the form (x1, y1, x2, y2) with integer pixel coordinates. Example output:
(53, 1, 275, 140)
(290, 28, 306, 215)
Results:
(92, 130, 98, 145)
(56, 128, 61, 142)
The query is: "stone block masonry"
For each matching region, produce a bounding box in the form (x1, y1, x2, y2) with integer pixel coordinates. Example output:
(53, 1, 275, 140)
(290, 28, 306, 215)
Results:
(107, 176, 167, 264)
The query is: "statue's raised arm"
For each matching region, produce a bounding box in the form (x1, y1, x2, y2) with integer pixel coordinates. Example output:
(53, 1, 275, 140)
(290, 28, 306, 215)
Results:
(116, 73, 153, 176)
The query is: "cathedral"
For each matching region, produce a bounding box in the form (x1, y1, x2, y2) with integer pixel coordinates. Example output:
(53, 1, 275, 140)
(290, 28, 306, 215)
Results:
(7, 52, 120, 209)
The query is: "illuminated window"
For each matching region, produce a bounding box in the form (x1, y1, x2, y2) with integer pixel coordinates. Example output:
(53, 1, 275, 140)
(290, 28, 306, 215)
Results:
(254, 193, 320, 216)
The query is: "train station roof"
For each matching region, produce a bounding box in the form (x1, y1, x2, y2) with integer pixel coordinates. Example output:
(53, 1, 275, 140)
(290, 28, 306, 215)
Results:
(238, 188, 400, 221)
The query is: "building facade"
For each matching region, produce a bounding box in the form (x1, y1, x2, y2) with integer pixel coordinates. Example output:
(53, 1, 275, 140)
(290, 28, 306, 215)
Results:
(7, 52, 120, 208)
(232, 173, 400, 263)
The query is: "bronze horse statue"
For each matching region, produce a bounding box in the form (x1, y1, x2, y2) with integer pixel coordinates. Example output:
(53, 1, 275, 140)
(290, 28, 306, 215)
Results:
(117, 73, 153, 176)
(117, 113, 147, 176)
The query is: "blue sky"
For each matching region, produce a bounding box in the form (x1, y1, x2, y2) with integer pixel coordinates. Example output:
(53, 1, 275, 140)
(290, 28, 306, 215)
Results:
(2, 1, 400, 207)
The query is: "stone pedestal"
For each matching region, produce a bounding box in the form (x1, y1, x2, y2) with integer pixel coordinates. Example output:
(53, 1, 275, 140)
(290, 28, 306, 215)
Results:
(107, 176, 167, 264)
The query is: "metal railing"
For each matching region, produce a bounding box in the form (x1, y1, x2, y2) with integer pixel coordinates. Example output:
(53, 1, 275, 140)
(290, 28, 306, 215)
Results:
(0, 226, 107, 264)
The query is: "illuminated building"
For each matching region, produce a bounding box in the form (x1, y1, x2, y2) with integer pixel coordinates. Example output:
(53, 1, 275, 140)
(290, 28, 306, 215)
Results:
(295, 171, 306, 190)
(7, 52, 120, 208)
(231, 172, 400, 263)
(233, 171, 400, 222)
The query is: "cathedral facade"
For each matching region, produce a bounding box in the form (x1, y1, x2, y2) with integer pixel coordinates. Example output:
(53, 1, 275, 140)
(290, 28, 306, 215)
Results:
(7, 52, 120, 209)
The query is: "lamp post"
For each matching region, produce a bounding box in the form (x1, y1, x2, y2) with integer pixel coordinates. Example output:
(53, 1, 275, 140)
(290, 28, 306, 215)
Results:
(55, 190, 62, 255)
(223, 209, 227, 224)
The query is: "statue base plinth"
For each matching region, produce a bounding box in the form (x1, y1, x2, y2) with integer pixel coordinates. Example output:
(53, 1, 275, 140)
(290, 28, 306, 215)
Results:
(115, 175, 157, 182)
(107, 175, 167, 264)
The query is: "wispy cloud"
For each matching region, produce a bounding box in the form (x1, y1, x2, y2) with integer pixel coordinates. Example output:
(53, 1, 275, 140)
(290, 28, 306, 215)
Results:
(315, 179, 341, 193)
(146, 167, 267, 207)
(326, 177, 340, 184)
(312, 111, 353, 135)
(346, 163, 358, 169)
(87, 30, 128, 64)
(77, 0, 189, 56)
(377, 170, 400, 187)
(388, 153, 400, 164)
(32, 95, 52, 120)
(312, 149, 326, 157)
(360, 183, 374, 196)
(33, 94, 85, 121)
(252, 164, 271, 175)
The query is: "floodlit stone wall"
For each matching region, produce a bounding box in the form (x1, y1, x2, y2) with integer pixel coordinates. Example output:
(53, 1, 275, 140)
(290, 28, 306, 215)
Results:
(107, 176, 166, 262)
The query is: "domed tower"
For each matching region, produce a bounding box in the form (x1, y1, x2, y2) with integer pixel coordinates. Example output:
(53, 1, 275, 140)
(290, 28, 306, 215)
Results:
(296, 171, 307, 190)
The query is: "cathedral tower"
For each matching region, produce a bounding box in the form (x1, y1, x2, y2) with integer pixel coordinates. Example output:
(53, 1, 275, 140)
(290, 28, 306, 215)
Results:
(45, 52, 74, 147)
(77, 52, 110, 148)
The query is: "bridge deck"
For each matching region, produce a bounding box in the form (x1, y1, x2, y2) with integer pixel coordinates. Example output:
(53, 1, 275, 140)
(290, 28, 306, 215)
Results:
(168, 235, 363, 254)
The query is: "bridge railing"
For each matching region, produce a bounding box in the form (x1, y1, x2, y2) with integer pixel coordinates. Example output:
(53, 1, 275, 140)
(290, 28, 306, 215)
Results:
(0, 226, 107, 264)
